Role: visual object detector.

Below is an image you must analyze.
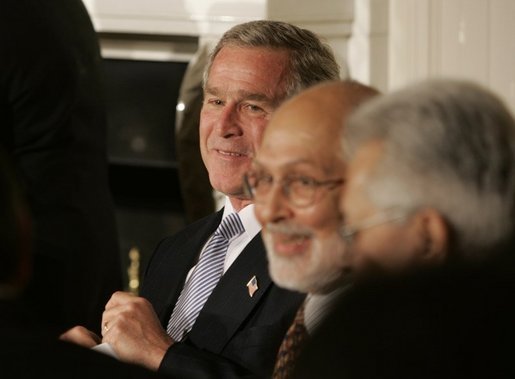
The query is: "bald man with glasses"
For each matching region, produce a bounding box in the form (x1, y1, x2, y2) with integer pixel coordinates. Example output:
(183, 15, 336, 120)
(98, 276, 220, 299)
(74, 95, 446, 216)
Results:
(246, 80, 379, 378)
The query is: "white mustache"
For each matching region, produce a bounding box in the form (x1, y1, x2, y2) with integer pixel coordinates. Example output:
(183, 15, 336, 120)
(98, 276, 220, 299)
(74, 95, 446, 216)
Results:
(264, 222, 313, 238)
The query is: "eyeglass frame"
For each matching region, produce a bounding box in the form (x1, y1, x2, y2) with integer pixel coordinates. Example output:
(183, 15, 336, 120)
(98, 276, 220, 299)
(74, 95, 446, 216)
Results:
(243, 170, 344, 208)
(339, 208, 411, 245)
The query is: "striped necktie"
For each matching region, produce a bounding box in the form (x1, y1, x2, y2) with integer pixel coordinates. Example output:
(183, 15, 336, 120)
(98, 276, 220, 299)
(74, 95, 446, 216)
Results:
(167, 213, 244, 341)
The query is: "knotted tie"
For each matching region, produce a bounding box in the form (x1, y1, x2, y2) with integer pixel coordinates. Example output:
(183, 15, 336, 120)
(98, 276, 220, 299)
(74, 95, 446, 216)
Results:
(272, 302, 309, 379)
(167, 213, 244, 341)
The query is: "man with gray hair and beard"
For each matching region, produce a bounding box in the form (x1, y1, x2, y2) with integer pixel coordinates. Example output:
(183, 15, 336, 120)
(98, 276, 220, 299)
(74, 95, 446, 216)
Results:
(338, 78, 515, 274)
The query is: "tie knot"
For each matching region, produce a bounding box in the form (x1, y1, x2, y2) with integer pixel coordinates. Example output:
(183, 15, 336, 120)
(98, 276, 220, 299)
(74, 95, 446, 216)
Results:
(216, 213, 244, 240)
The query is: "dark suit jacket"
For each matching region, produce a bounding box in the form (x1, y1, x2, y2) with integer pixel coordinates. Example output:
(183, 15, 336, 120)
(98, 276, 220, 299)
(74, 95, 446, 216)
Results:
(0, 0, 121, 332)
(295, 242, 515, 379)
(141, 210, 305, 378)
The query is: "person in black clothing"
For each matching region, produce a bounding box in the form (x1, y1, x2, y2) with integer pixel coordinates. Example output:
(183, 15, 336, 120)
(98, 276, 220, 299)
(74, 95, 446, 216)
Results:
(0, 149, 162, 378)
(0, 0, 122, 333)
(295, 248, 515, 379)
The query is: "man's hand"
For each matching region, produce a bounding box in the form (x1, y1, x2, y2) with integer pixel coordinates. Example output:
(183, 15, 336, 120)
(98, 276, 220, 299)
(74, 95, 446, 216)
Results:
(59, 326, 101, 348)
(101, 291, 174, 370)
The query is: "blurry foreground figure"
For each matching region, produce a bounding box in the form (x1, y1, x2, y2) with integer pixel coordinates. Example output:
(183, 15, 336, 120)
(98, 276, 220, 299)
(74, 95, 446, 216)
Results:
(295, 79, 515, 378)
(339, 79, 515, 275)
(0, 150, 162, 379)
(296, 252, 515, 379)
(249, 80, 379, 378)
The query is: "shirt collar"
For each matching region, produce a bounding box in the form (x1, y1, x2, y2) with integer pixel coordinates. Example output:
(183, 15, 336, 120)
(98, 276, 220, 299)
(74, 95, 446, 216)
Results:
(222, 197, 261, 239)
(304, 285, 350, 334)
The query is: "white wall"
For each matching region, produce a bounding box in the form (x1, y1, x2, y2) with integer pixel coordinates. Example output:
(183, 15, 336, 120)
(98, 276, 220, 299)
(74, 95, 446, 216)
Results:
(82, 0, 514, 112)
(82, 0, 266, 37)
(387, 0, 515, 112)
(347, 0, 389, 92)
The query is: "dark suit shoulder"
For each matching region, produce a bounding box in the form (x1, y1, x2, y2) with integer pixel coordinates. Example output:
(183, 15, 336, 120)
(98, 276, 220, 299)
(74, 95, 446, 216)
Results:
(159, 211, 222, 248)
(140, 211, 223, 320)
(144, 210, 223, 275)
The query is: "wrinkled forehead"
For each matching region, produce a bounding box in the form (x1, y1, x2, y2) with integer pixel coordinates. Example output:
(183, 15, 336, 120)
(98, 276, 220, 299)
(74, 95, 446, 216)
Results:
(206, 45, 291, 103)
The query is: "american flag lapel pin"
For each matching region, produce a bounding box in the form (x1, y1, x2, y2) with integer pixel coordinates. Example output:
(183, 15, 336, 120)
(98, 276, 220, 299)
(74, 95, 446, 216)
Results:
(246, 275, 259, 297)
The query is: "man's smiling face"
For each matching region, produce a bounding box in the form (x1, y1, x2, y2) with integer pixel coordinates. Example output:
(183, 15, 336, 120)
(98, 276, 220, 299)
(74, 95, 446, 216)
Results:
(253, 83, 352, 294)
(199, 45, 290, 200)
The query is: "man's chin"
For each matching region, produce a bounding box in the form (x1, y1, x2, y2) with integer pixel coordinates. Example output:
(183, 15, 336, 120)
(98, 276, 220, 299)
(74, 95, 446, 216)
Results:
(269, 257, 348, 294)
(271, 274, 307, 293)
(269, 263, 309, 293)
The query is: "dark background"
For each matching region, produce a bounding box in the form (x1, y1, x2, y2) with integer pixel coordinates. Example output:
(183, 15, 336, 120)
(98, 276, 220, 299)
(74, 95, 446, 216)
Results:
(102, 58, 189, 289)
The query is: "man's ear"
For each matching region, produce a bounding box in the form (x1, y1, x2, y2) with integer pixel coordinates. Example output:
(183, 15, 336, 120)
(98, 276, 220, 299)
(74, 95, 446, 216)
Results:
(416, 208, 449, 264)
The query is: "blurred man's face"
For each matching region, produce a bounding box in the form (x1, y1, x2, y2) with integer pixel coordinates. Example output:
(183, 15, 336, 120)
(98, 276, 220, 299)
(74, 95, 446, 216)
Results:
(199, 46, 289, 202)
(254, 88, 348, 294)
(340, 141, 428, 273)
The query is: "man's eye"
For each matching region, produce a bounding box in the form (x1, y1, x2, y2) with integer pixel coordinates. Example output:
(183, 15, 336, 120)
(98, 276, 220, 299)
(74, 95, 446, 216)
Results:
(207, 98, 224, 106)
(291, 176, 316, 187)
(242, 103, 265, 113)
(256, 175, 273, 186)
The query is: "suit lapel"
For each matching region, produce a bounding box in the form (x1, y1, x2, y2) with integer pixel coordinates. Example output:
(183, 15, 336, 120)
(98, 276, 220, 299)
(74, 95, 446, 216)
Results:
(189, 233, 272, 352)
(143, 210, 223, 325)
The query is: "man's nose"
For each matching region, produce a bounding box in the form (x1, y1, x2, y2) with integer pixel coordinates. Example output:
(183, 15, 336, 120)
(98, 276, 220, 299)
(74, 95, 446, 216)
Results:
(216, 104, 243, 138)
(255, 182, 292, 225)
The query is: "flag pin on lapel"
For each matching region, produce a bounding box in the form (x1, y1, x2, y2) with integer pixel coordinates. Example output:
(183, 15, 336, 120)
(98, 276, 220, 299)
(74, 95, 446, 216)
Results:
(247, 275, 259, 297)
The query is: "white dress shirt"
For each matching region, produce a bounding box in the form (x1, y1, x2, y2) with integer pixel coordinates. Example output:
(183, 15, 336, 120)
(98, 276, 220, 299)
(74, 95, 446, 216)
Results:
(185, 196, 262, 281)
(304, 285, 350, 334)
(221, 197, 262, 272)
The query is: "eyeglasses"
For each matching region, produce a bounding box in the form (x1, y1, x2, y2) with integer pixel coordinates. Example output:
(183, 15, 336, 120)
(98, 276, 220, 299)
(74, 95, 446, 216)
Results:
(243, 171, 344, 208)
(339, 208, 409, 245)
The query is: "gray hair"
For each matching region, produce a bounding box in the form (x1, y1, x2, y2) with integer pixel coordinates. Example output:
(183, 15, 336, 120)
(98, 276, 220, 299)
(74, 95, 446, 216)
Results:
(203, 20, 340, 98)
(345, 79, 515, 258)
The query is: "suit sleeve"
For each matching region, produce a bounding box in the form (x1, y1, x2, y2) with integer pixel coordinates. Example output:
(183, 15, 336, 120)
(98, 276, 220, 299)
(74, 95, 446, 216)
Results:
(158, 342, 260, 379)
